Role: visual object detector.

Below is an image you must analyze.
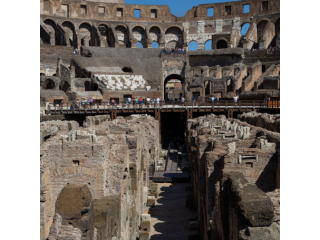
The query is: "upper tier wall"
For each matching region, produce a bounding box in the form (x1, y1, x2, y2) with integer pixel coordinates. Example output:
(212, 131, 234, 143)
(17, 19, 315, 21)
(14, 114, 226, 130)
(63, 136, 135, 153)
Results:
(40, 0, 280, 22)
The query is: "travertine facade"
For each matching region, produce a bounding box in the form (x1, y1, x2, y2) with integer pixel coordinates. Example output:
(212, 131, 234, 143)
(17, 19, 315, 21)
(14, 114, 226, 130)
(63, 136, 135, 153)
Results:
(40, 0, 280, 105)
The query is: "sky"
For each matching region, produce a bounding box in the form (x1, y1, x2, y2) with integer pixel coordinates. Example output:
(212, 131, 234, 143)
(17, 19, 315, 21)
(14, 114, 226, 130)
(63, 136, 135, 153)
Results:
(126, 0, 249, 50)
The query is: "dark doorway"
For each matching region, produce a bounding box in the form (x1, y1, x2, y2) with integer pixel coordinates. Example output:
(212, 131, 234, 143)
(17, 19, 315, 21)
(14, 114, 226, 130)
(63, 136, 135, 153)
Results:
(161, 112, 186, 149)
(217, 40, 228, 49)
(192, 92, 200, 100)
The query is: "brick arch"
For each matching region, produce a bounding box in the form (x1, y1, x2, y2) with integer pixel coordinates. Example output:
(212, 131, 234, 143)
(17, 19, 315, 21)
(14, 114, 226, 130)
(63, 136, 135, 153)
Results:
(164, 25, 183, 34)
(43, 18, 57, 25)
(213, 37, 229, 45)
(131, 25, 145, 31)
(42, 78, 56, 90)
(96, 22, 111, 29)
(61, 20, 76, 29)
(115, 23, 128, 29)
(78, 21, 93, 30)
(256, 18, 270, 26)
(148, 25, 162, 34)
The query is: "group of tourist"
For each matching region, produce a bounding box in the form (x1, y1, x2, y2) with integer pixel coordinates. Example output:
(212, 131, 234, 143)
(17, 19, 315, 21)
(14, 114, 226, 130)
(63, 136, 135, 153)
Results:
(162, 47, 186, 55)
(73, 48, 80, 55)
(70, 98, 95, 109)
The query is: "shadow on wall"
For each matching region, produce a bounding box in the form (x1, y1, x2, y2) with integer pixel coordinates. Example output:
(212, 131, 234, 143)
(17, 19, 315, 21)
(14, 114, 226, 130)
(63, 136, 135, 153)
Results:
(148, 183, 198, 240)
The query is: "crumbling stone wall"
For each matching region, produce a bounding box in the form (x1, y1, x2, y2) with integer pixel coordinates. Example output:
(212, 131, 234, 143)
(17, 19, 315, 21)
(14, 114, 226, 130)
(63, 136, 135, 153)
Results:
(40, 114, 159, 240)
(237, 111, 280, 133)
(186, 113, 280, 240)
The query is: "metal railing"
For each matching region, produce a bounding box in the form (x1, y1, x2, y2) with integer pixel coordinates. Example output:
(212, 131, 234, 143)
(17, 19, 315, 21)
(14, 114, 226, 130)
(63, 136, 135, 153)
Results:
(47, 99, 280, 111)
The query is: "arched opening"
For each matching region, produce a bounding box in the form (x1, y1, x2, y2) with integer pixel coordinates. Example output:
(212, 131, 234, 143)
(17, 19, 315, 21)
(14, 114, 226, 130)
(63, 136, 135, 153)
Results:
(122, 67, 133, 73)
(152, 41, 159, 48)
(241, 23, 250, 36)
(188, 41, 198, 51)
(217, 40, 228, 49)
(98, 24, 113, 47)
(257, 20, 269, 40)
(205, 80, 211, 95)
(205, 40, 212, 50)
(79, 23, 92, 47)
(59, 80, 70, 92)
(92, 83, 99, 91)
(42, 79, 55, 90)
(62, 21, 76, 47)
(40, 25, 51, 45)
(164, 74, 184, 100)
(165, 27, 183, 49)
(42, 19, 58, 45)
(136, 42, 143, 48)
(56, 184, 92, 222)
(149, 26, 161, 47)
(132, 26, 145, 48)
(166, 41, 182, 49)
(84, 81, 91, 91)
(40, 73, 45, 76)
(115, 25, 129, 48)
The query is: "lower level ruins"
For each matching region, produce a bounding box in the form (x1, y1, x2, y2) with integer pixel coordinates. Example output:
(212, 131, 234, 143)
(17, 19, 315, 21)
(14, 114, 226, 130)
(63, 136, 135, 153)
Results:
(40, 110, 280, 240)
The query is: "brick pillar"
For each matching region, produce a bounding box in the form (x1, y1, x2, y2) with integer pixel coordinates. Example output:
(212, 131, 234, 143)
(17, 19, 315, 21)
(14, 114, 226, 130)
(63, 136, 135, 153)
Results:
(50, 32, 55, 46)
(99, 37, 106, 47)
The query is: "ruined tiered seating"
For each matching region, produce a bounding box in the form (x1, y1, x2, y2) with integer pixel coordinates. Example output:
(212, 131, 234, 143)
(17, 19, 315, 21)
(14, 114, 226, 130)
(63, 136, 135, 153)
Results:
(94, 74, 151, 91)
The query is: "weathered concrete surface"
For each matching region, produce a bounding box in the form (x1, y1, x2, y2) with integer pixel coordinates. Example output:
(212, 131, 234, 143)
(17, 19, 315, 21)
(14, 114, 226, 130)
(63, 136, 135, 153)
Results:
(149, 183, 198, 240)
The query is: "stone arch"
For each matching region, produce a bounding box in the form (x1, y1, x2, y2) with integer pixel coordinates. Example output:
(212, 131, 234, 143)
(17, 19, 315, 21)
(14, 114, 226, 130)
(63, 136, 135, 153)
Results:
(59, 80, 70, 93)
(166, 41, 182, 49)
(241, 23, 251, 36)
(216, 39, 228, 49)
(152, 41, 159, 48)
(79, 22, 93, 46)
(98, 24, 113, 47)
(164, 25, 183, 33)
(42, 19, 58, 45)
(188, 41, 198, 51)
(149, 26, 161, 46)
(164, 74, 184, 99)
(256, 19, 270, 40)
(132, 26, 146, 48)
(115, 25, 129, 48)
(62, 21, 76, 47)
(205, 40, 212, 50)
(165, 26, 183, 48)
(55, 184, 92, 220)
(42, 79, 56, 90)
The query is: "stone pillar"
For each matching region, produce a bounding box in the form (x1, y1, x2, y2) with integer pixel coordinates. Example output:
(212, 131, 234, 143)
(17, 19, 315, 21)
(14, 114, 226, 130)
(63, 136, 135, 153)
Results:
(159, 29, 165, 48)
(50, 32, 55, 46)
(83, 37, 90, 46)
(99, 36, 106, 47)
(215, 20, 224, 33)
(76, 34, 82, 48)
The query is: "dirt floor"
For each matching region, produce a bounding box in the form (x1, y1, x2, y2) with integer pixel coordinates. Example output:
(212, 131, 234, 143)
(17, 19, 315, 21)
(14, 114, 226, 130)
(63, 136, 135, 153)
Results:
(147, 183, 198, 240)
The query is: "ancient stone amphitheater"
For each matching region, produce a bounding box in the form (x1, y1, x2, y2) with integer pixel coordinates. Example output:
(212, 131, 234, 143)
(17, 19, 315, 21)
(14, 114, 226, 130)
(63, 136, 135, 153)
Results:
(40, 0, 280, 239)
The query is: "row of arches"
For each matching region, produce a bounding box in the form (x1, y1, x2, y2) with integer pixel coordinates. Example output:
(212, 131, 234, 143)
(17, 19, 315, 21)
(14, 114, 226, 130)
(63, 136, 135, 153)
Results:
(188, 39, 228, 51)
(41, 19, 183, 49)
